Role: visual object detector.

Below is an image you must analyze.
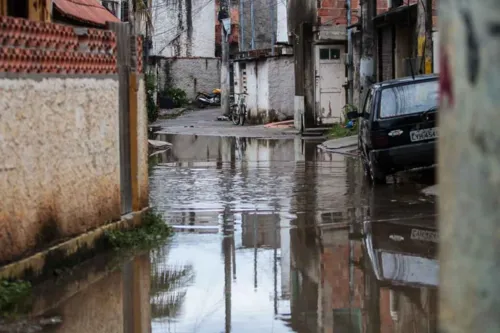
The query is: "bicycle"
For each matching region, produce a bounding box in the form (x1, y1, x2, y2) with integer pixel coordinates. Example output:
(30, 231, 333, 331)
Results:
(230, 92, 248, 126)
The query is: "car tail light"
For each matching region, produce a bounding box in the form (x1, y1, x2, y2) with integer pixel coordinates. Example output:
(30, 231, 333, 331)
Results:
(372, 133, 389, 148)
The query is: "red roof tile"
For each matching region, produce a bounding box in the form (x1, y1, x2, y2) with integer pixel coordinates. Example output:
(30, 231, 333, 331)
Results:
(53, 0, 120, 27)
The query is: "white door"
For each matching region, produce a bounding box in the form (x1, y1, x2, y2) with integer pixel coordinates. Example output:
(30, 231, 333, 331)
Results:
(315, 45, 346, 124)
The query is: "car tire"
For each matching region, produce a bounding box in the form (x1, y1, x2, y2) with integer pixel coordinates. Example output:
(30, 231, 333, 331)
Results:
(369, 157, 387, 185)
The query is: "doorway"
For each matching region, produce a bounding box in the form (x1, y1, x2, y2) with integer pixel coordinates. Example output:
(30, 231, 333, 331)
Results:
(315, 44, 346, 124)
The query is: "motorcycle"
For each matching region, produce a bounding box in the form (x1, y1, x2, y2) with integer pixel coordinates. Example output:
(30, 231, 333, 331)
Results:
(195, 88, 221, 108)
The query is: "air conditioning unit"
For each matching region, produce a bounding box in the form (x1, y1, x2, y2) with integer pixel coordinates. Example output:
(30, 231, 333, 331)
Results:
(388, 0, 404, 8)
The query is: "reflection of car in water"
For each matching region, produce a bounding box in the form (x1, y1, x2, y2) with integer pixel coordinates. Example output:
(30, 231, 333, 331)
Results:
(357, 217, 439, 333)
(363, 219, 438, 288)
(349, 74, 439, 184)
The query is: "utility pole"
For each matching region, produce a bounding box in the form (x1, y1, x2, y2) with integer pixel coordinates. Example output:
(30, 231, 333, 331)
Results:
(218, 2, 230, 116)
(416, 0, 433, 74)
(439, 2, 500, 333)
(346, 0, 353, 105)
(360, 0, 375, 92)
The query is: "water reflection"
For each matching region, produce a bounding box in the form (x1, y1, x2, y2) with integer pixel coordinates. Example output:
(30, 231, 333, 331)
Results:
(12, 253, 152, 333)
(149, 133, 438, 333)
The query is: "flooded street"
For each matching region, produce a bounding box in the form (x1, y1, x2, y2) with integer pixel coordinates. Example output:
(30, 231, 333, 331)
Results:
(147, 134, 437, 333)
(16, 133, 438, 333)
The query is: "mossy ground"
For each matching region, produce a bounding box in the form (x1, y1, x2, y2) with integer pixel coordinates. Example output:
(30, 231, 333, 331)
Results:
(105, 210, 172, 250)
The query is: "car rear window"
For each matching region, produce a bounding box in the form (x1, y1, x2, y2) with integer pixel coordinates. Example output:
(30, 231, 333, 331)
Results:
(379, 80, 439, 118)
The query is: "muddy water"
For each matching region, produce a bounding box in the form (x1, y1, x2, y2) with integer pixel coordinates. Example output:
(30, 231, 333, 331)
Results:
(18, 134, 437, 333)
(147, 134, 438, 333)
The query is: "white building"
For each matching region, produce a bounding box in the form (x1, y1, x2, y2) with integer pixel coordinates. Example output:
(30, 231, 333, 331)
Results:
(151, 0, 216, 57)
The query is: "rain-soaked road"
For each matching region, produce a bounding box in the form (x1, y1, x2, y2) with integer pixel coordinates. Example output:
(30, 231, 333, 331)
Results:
(18, 127, 438, 333)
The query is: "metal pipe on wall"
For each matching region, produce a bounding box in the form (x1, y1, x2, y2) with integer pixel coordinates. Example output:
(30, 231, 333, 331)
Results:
(250, 0, 255, 49)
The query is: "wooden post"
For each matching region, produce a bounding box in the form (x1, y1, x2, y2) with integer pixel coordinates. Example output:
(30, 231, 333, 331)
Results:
(0, 0, 7, 16)
(129, 72, 139, 212)
(28, 0, 52, 22)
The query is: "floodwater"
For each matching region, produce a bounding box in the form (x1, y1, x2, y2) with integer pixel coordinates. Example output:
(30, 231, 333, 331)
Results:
(15, 134, 438, 333)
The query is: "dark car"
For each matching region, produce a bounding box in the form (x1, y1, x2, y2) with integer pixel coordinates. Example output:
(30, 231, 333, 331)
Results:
(349, 74, 439, 184)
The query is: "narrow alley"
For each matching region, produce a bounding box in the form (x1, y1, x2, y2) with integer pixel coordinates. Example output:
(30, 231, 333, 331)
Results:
(4, 109, 438, 333)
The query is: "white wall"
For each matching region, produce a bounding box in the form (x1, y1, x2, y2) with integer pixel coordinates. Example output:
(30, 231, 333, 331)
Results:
(433, 31, 439, 73)
(235, 56, 295, 123)
(156, 57, 221, 100)
(276, 0, 289, 43)
(152, 0, 216, 57)
(268, 57, 295, 119)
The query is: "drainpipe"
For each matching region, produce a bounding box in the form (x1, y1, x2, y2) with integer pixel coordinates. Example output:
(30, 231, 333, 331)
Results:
(250, 0, 255, 49)
(270, 0, 276, 55)
(240, 0, 244, 51)
(346, 0, 353, 105)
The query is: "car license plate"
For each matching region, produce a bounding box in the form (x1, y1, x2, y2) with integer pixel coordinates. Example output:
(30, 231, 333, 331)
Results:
(410, 228, 438, 243)
(410, 128, 437, 142)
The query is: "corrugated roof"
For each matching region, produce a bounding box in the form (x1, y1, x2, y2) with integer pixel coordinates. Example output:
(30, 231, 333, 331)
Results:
(53, 0, 120, 27)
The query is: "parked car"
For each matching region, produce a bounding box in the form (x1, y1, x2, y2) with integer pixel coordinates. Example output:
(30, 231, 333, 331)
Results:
(348, 74, 439, 184)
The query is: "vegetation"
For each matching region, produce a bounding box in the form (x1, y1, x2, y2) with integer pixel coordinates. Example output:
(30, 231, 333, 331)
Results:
(0, 280, 32, 318)
(150, 262, 195, 319)
(105, 210, 172, 250)
(161, 87, 188, 108)
(328, 104, 360, 139)
(328, 122, 359, 138)
(146, 72, 159, 123)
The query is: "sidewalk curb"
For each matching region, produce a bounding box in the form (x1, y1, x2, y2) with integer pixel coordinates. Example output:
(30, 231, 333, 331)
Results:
(0, 207, 149, 282)
(318, 135, 358, 151)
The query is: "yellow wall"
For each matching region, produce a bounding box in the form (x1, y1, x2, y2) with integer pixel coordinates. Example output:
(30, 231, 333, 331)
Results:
(0, 77, 121, 264)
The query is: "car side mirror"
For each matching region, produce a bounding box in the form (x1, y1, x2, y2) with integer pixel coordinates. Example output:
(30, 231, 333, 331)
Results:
(346, 111, 361, 120)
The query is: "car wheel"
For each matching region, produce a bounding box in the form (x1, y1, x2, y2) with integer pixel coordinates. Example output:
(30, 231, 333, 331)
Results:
(369, 157, 387, 185)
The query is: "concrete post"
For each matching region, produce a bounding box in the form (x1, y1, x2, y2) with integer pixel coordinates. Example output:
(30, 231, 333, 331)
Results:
(219, 3, 231, 116)
(439, 1, 500, 332)
(360, 0, 376, 90)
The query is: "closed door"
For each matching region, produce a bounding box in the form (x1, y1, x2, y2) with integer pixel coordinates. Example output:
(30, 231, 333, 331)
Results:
(315, 45, 346, 124)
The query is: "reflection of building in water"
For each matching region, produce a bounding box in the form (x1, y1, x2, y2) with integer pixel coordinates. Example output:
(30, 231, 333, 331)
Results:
(319, 227, 364, 333)
(241, 213, 281, 249)
(169, 210, 220, 234)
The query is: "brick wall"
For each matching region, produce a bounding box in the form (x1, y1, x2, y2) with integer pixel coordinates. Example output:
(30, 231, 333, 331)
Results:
(318, 0, 347, 25)
(215, 1, 239, 47)
(0, 16, 144, 74)
(0, 15, 146, 265)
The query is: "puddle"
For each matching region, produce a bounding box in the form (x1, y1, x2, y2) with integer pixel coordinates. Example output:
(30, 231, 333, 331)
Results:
(10, 134, 437, 333)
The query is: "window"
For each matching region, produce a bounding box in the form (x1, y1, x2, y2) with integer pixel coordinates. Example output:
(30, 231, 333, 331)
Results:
(379, 80, 439, 118)
(320, 48, 330, 60)
(319, 47, 342, 60)
(363, 90, 373, 118)
(121, 0, 129, 22)
(7, 0, 28, 18)
(330, 48, 340, 59)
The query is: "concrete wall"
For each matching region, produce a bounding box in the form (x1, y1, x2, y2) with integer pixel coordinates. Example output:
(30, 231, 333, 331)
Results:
(152, 0, 216, 57)
(155, 57, 221, 100)
(234, 56, 295, 124)
(240, 0, 277, 51)
(268, 57, 295, 120)
(0, 76, 121, 264)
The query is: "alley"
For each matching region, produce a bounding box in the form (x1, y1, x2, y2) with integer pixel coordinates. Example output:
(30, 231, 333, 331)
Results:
(10, 115, 438, 332)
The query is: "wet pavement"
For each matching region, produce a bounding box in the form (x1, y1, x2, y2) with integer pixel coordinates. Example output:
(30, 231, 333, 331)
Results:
(151, 108, 299, 138)
(13, 128, 438, 333)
